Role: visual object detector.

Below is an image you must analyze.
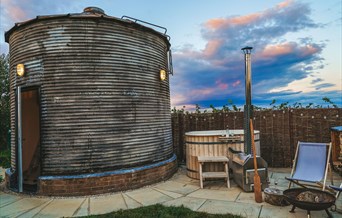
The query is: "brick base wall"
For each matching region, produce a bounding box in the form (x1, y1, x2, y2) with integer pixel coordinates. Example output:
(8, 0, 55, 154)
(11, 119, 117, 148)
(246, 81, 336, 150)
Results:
(37, 155, 177, 196)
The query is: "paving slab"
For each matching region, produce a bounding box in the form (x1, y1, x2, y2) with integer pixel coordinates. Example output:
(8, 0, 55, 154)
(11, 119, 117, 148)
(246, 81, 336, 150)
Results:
(268, 178, 289, 189)
(17, 199, 53, 218)
(0, 197, 48, 217)
(171, 170, 200, 186)
(124, 187, 173, 206)
(271, 172, 291, 180)
(269, 168, 291, 174)
(72, 198, 89, 217)
(0, 193, 22, 207)
(202, 180, 228, 190)
(153, 180, 199, 195)
(162, 196, 206, 211)
(270, 179, 290, 189)
(198, 199, 261, 218)
(122, 193, 142, 209)
(171, 172, 197, 185)
(90, 193, 126, 215)
(152, 187, 184, 198)
(235, 192, 268, 206)
(34, 198, 84, 217)
(259, 205, 296, 218)
(188, 187, 240, 201)
(183, 180, 201, 187)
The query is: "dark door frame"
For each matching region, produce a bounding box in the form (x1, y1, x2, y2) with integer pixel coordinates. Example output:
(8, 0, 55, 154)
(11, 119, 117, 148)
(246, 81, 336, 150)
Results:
(15, 85, 41, 192)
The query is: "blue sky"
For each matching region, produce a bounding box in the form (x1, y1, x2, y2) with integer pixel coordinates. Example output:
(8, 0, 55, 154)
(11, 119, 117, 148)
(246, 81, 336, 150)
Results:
(1, 0, 341, 109)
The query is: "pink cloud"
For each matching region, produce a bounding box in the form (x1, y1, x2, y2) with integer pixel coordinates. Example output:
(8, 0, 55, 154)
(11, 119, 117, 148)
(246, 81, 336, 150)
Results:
(191, 88, 216, 96)
(205, 13, 261, 30)
(232, 80, 241, 87)
(171, 94, 188, 106)
(203, 39, 223, 57)
(300, 44, 320, 57)
(204, 0, 296, 31)
(276, 0, 293, 9)
(260, 43, 294, 57)
(258, 42, 321, 60)
(1, 0, 29, 22)
(215, 79, 228, 90)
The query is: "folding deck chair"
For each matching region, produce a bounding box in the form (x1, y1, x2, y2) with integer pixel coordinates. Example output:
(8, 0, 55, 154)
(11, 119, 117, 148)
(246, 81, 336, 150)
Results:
(286, 141, 333, 191)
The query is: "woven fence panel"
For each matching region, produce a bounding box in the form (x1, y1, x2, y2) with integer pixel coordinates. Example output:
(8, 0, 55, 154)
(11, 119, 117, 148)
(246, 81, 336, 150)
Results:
(172, 108, 342, 167)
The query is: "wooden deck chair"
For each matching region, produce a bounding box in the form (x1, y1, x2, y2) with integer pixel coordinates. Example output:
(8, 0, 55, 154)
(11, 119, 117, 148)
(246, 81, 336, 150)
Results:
(286, 141, 333, 191)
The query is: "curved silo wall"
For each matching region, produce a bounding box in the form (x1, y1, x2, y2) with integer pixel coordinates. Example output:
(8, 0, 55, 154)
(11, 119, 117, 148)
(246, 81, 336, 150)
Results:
(5, 11, 177, 195)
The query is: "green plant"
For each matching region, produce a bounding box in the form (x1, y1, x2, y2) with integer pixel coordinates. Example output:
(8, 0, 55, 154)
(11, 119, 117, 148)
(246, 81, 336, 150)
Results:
(195, 104, 201, 114)
(85, 204, 243, 218)
(210, 104, 218, 113)
(305, 103, 314, 109)
(0, 54, 10, 151)
(221, 104, 231, 112)
(292, 102, 302, 108)
(171, 106, 186, 114)
(279, 102, 289, 109)
(0, 149, 11, 169)
(227, 99, 240, 112)
(322, 97, 338, 108)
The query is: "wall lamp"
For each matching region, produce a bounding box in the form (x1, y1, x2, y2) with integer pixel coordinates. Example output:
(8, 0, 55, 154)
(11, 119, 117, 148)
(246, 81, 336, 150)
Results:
(17, 64, 25, 77)
(160, 69, 167, 81)
(160, 49, 174, 81)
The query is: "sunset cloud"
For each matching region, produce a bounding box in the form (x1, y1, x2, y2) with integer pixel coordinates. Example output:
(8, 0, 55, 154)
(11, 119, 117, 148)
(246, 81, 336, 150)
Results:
(1, 0, 29, 22)
(276, 0, 294, 9)
(232, 80, 241, 87)
(170, 0, 332, 108)
(205, 13, 261, 30)
(215, 79, 228, 90)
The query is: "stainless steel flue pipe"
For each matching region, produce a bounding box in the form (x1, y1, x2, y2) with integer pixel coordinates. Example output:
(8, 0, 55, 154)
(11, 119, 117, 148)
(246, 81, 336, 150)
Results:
(242, 46, 253, 154)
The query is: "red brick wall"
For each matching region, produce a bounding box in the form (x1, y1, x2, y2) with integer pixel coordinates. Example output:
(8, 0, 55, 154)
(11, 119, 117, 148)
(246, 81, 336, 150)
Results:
(172, 108, 342, 167)
(38, 158, 177, 196)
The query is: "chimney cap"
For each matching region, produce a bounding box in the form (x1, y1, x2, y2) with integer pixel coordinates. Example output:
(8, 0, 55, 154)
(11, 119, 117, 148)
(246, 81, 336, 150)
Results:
(241, 46, 253, 51)
(83, 7, 105, 15)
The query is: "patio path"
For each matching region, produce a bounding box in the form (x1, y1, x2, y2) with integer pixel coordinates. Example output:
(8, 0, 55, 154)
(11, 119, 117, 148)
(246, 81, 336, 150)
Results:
(1, 167, 341, 218)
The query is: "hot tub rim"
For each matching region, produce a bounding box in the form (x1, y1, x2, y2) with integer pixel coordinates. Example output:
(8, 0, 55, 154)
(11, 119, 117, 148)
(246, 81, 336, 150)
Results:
(185, 129, 260, 136)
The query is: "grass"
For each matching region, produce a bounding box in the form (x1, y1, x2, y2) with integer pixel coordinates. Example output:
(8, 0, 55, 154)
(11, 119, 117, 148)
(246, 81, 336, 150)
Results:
(85, 204, 244, 218)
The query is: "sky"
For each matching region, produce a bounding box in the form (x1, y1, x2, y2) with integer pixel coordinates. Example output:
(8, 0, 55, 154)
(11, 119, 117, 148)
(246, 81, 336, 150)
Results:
(0, 0, 341, 109)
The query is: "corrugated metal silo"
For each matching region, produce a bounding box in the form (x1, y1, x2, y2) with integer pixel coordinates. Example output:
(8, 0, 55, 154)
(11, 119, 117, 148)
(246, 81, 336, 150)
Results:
(5, 7, 176, 195)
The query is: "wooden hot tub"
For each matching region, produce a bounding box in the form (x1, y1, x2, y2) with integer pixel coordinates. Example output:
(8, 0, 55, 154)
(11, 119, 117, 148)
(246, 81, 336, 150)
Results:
(185, 130, 260, 179)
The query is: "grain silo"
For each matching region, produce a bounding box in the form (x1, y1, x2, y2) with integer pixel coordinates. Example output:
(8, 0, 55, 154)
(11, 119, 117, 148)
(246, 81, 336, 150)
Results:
(4, 7, 176, 196)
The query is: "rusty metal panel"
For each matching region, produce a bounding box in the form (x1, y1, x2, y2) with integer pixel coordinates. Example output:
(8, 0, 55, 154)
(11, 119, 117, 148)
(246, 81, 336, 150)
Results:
(8, 14, 173, 176)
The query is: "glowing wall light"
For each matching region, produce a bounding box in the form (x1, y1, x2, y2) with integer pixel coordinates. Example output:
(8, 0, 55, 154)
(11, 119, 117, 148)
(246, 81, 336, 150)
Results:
(17, 64, 25, 77)
(160, 69, 167, 81)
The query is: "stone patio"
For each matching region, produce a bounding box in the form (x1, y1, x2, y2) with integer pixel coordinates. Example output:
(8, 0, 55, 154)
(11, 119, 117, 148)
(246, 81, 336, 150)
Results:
(1, 166, 341, 218)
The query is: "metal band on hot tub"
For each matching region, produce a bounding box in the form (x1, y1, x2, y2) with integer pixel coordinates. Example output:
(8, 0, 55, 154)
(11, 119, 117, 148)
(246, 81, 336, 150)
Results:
(185, 140, 260, 145)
